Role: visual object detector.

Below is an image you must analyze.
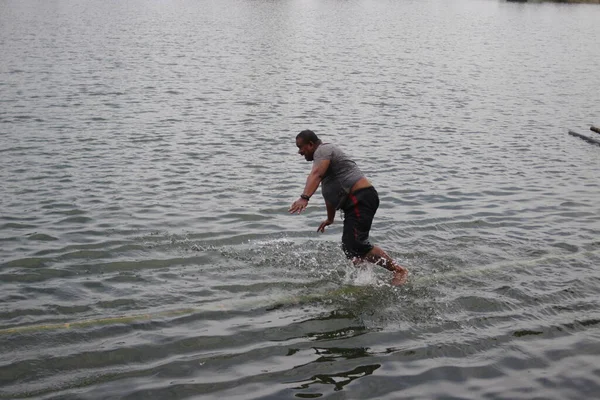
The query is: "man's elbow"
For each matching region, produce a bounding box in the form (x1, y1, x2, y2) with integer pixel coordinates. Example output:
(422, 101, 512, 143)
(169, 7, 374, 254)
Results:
(309, 170, 324, 180)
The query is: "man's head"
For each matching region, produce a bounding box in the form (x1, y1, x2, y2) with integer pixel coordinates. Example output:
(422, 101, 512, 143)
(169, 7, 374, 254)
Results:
(296, 130, 321, 161)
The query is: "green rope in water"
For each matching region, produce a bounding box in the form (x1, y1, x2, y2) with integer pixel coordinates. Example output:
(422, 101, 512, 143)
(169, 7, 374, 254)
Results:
(1, 250, 597, 335)
(0, 308, 196, 335)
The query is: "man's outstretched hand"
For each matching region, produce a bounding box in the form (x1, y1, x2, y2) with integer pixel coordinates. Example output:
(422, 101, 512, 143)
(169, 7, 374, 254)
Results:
(289, 198, 309, 214)
(317, 219, 333, 233)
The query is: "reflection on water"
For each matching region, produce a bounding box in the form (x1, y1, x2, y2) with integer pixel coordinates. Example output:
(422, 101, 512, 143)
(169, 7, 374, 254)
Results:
(291, 363, 381, 396)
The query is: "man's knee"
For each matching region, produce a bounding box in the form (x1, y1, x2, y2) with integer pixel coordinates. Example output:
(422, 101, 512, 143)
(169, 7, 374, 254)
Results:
(341, 237, 373, 260)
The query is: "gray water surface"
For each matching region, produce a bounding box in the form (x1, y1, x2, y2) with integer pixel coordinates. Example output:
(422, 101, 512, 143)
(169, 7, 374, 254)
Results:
(2, 0, 600, 399)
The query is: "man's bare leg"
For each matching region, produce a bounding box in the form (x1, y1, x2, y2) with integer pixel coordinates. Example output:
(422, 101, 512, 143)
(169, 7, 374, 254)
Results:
(364, 246, 408, 285)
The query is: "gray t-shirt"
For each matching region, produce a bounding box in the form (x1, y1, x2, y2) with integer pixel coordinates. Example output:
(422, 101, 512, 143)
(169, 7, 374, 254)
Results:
(313, 143, 365, 208)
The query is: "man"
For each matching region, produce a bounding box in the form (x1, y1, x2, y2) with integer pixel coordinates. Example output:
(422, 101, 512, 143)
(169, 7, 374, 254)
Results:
(289, 130, 409, 285)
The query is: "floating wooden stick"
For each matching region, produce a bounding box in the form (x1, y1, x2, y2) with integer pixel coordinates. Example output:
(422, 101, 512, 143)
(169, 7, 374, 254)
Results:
(590, 126, 600, 135)
(569, 130, 600, 145)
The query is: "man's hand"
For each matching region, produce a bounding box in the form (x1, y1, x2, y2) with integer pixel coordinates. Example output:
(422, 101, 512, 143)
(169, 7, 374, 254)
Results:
(317, 218, 333, 233)
(289, 198, 309, 214)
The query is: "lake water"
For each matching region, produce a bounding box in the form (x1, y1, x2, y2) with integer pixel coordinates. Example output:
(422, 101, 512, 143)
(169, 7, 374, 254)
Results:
(1, 0, 600, 399)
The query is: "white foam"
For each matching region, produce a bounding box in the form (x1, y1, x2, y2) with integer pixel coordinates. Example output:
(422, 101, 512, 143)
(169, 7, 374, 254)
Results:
(251, 237, 292, 246)
(354, 267, 380, 285)
(343, 262, 382, 286)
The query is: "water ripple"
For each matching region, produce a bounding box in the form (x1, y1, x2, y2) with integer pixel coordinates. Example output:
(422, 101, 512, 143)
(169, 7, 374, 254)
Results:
(2, 0, 600, 398)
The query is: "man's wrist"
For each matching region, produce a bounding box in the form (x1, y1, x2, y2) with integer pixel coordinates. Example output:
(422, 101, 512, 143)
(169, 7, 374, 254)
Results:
(300, 194, 311, 201)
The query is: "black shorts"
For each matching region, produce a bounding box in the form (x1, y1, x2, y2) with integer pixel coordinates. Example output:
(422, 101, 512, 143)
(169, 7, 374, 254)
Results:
(341, 186, 379, 259)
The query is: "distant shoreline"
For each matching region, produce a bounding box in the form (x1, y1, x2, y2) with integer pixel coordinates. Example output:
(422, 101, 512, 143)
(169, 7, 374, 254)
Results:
(507, 0, 600, 3)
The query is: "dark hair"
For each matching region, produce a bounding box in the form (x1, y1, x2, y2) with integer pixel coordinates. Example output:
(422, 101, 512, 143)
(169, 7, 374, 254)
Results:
(296, 130, 321, 144)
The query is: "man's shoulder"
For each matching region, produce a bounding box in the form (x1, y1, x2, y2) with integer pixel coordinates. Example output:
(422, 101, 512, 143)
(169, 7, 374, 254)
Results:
(313, 143, 336, 160)
(315, 143, 338, 154)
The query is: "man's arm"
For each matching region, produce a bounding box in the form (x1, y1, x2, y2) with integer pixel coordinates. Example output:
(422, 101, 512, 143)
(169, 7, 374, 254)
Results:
(302, 159, 330, 197)
(318, 200, 336, 232)
(289, 159, 330, 214)
(325, 200, 335, 222)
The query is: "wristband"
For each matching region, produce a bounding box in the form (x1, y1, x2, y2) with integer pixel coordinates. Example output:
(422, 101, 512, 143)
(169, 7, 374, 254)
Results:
(300, 194, 310, 201)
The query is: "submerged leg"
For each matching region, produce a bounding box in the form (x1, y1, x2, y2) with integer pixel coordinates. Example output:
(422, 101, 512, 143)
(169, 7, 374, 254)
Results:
(364, 246, 409, 285)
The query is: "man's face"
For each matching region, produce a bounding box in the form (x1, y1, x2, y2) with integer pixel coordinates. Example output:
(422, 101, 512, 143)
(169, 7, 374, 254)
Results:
(296, 138, 316, 161)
